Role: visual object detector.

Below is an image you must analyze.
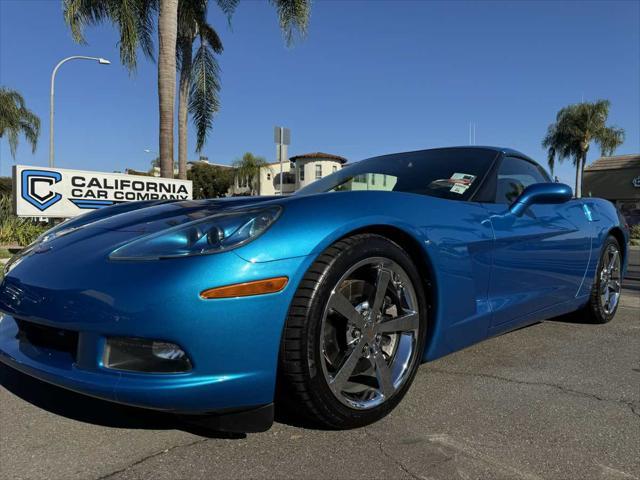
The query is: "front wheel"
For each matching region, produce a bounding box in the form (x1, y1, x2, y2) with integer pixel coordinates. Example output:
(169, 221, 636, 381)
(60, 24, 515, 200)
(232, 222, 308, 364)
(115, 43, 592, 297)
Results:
(582, 235, 623, 324)
(279, 234, 428, 429)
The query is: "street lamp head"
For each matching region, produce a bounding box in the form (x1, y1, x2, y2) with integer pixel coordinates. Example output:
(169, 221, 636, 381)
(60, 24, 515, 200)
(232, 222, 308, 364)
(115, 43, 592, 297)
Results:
(98, 58, 111, 65)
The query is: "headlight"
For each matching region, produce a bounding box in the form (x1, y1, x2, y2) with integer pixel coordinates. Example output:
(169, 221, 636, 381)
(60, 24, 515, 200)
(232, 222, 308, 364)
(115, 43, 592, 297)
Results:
(110, 206, 281, 261)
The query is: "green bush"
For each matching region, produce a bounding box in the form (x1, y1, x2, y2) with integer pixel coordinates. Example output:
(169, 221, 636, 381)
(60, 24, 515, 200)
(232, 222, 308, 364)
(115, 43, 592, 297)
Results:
(188, 163, 232, 199)
(0, 177, 11, 195)
(0, 194, 49, 246)
(631, 224, 640, 241)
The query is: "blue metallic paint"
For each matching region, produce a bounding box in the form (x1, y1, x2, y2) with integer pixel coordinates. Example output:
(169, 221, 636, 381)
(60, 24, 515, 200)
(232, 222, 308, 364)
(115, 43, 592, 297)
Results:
(0, 147, 629, 418)
(507, 183, 573, 217)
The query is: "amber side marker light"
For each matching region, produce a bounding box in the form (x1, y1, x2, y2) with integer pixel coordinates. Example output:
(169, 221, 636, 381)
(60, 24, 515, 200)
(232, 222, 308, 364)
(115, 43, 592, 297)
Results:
(200, 276, 289, 299)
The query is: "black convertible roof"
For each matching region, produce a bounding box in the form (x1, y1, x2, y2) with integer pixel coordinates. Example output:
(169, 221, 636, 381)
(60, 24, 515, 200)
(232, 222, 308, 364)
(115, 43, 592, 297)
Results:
(366, 145, 532, 160)
(416, 146, 533, 161)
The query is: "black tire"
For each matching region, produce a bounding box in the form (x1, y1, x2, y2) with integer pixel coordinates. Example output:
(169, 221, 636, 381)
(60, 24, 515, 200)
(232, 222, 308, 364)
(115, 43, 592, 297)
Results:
(582, 235, 623, 324)
(279, 234, 428, 429)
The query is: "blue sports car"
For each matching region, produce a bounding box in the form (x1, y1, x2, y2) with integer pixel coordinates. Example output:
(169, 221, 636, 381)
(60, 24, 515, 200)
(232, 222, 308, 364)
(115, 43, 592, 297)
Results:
(0, 147, 629, 432)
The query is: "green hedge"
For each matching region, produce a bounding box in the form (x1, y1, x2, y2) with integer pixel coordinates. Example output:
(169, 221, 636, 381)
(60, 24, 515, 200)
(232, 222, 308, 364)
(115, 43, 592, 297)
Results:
(0, 177, 11, 195)
(0, 194, 49, 246)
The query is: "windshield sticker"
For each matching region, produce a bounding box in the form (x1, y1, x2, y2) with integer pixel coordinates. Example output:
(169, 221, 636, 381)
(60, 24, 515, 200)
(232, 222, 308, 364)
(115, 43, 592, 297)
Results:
(449, 173, 476, 194)
(450, 184, 468, 194)
(450, 173, 476, 185)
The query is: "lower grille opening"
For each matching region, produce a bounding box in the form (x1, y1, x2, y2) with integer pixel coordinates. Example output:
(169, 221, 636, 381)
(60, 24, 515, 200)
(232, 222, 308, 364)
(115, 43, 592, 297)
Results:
(15, 319, 79, 361)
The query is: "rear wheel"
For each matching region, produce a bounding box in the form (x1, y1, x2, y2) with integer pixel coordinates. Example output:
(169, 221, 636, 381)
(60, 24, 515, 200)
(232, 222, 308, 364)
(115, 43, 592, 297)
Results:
(582, 235, 622, 324)
(279, 234, 428, 429)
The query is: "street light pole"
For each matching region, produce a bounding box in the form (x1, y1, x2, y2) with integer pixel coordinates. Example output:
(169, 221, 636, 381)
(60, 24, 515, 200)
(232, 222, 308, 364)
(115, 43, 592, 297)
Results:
(49, 56, 111, 168)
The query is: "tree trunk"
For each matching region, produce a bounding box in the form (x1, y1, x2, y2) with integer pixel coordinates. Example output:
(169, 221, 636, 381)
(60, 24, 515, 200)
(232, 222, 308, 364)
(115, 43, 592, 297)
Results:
(177, 38, 193, 180)
(574, 160, 580, 198)
(575, 152, 586, 198)
(579, 151, 587, 197)
(158, 0, 179, 179)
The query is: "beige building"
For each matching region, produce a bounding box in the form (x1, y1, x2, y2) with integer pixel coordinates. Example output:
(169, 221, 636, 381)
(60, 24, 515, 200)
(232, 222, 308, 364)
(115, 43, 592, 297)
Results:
(232, 152, 347, 196)
(583, 154, 640, 226)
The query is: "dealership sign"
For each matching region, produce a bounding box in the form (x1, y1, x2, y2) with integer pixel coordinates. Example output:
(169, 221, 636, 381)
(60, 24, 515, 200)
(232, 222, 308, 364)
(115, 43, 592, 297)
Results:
(13, 165, 192, 218)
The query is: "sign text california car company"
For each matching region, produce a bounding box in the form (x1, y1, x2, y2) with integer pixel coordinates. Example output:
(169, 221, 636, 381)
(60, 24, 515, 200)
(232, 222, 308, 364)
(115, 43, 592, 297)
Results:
(13, 165, 193, 218)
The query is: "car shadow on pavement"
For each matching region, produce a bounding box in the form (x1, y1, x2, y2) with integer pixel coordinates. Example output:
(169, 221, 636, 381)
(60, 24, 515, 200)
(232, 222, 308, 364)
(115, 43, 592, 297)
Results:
(0, 364, 246, 439)
(546, 310, 594, 324)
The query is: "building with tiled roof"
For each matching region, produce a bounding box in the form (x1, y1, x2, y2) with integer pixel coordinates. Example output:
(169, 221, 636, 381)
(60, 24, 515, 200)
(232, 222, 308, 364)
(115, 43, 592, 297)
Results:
(232, 152, 347, 196)
(583, 154, 640, 225)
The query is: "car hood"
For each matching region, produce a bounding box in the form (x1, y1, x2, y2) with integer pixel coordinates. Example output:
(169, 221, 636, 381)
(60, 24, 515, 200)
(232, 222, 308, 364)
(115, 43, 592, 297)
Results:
(53, 196, 281, 235)
(4, 196, 283, 266)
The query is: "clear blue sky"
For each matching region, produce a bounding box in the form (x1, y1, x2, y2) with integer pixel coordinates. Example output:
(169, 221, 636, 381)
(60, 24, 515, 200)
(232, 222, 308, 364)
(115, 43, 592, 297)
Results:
(1, 0, 638, 186)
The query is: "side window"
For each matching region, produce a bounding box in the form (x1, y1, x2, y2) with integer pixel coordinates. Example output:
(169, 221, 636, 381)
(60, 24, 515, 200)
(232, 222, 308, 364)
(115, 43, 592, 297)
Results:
(495, 157, 549, 203)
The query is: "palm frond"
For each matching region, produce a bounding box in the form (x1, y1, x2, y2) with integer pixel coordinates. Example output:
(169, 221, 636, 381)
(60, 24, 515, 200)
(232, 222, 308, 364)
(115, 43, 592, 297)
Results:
(188, 41, 221, 152)
(214, 0, 240, 22)
(63, 0, 108, 44)
(199, 22, 223, 54)
(269, 0, 310, 45)
(546, 147, 556, 175)
(597, 126, 624, 156)
(136, 0, 157, 61)
(7, 129, 19, 159)
(0, 87, 41, 159)
(63, 0, 157, 72)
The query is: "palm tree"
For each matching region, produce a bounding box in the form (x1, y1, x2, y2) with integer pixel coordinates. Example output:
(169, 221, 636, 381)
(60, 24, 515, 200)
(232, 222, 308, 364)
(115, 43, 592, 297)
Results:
(177, 0, 222, 180)
(543, 100, 624, 198)
(157, 0, 179, 178)
(0, 87, 41, 159)
(63, 0, 311, 179)
(233, 152, 268, 195)
(64, 0, 177, 178)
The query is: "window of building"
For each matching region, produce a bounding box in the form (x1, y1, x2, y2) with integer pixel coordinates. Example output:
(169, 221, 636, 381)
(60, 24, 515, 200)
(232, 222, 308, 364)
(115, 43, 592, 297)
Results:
(332, 165, 338, 173)
(267, 173, 271, 180)
(315, 164, 322, 179)
(299, 165, 305, 181)
(371, 174, 376, 185)
(383, 174, 387, 187)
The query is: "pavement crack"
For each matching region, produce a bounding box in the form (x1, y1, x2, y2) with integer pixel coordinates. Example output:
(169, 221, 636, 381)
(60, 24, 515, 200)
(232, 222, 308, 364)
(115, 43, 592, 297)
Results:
(94, 438, 210, 480)
(364, 428, 425, 480)
(427, 368, 640, 419)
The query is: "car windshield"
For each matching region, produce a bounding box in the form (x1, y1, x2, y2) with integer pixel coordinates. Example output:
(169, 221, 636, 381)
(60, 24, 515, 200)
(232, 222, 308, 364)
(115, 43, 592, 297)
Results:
(295, 148, 498, 201)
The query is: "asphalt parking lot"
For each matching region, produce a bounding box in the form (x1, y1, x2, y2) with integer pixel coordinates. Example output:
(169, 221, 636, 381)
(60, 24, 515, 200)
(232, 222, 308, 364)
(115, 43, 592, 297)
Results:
(1, 249, 638, 480)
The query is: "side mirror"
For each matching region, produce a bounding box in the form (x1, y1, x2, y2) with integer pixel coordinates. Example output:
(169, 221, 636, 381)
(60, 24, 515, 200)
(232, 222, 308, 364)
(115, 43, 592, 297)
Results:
(509, 183, 573, 216)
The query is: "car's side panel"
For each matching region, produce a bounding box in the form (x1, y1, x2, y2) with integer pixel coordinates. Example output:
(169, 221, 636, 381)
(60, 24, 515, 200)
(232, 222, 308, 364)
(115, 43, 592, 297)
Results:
(576, 198, 629, 298)
(482, 200, 592, 327)
(235, 191, 495, 362)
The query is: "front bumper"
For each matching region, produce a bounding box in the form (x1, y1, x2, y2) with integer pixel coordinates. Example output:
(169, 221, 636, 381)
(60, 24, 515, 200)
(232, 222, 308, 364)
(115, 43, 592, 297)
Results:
(0, 241, 311, 417)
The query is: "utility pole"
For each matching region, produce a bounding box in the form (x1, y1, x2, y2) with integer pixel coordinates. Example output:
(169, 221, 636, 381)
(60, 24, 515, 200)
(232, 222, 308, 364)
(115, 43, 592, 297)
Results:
(50, 56, 110, 167)
(274, 126, 290, 195)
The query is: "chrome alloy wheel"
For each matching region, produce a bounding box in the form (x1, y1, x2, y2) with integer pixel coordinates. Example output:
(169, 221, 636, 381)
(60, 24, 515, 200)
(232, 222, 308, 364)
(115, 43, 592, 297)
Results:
(320, 257, 421, 410)
(600, 244, 622, 315)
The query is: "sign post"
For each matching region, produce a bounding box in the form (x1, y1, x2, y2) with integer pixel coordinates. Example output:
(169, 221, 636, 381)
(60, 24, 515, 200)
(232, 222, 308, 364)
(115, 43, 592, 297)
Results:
(13, 165, 192, 218)
(274, 126, 291, 195)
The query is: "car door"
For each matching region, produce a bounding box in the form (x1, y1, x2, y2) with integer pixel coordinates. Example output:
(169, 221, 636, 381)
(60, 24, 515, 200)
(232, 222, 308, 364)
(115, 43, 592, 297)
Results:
(482, 155, 592, 327)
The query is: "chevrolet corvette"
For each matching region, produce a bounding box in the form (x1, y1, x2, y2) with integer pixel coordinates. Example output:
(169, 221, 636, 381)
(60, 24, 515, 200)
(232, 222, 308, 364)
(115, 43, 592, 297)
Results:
(0, 147, 629, 432)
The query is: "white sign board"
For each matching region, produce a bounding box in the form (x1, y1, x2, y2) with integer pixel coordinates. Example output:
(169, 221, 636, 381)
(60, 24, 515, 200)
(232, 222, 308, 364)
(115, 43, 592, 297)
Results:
(13, 165, 192, 218)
